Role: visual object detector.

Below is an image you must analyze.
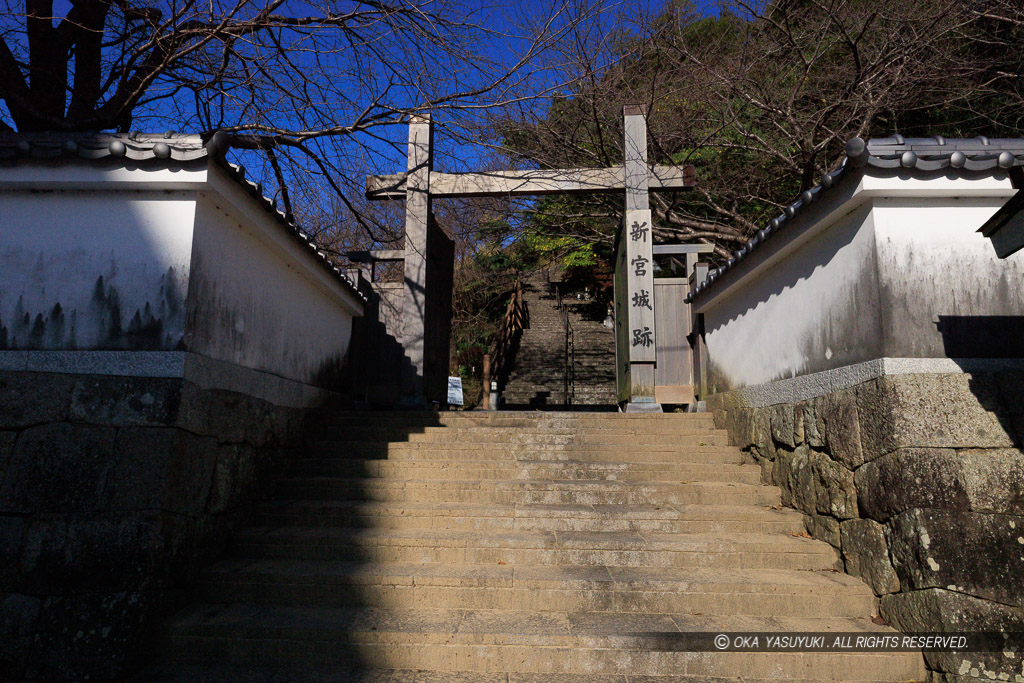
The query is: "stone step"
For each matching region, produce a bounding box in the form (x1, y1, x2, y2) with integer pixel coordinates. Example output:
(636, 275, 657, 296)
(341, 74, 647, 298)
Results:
(274, 478, 782, 506)
(321, 432, 729, 446)
(159, 605, 925, 680)
(199, 560, 875, 616)
(139, 404, 926, 680)
(329, 425, 721, 437)
(138, 662, 917, 683)
(289, 459, 763, 484)
(311, 444, 744, 463)
(231, 528, 836, 570)
(252, 501, 806, 533)
(132, 664, 513, 682)
(327, 424, 719, 437)
(328, 412, 715, 425)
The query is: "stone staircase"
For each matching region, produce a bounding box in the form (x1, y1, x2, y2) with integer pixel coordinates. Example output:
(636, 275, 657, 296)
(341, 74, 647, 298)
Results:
(139, 411, 926, 681)
(502, 272, 617, 408)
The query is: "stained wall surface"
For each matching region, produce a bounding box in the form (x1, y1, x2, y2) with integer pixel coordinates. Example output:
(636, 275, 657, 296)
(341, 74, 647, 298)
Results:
(188, 189, 357, 387)
(0, 191, 195, 351)
(702, 205, 882, 392)
(699, 186, 1024, 394)
(872, 197, 1024, 359)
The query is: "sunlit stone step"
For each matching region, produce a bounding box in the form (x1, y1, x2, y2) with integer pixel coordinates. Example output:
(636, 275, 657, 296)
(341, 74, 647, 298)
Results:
(274, 478, 782, 507)
(231, 528, 837, 570)
(252, 501, 806, 534)
(199, 560, 874, 616)
(159, 606, 926, 680)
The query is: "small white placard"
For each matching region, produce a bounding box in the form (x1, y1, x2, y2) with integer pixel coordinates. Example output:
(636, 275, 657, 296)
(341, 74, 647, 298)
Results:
(447, 377, 464, 406)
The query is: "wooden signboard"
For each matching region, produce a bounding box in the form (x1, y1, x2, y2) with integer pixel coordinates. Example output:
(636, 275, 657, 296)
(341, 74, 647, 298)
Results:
(625, 208, 656, 363)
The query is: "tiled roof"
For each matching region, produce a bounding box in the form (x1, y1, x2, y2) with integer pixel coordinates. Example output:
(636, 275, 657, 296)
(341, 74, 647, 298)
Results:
(0, 131, 364, 302)
(686, 136, 1024, 303)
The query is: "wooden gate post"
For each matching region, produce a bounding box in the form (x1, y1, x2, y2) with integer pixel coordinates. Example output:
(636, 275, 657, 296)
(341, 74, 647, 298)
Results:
(482, 354, 491, 411)
(621, 105, 661, 412)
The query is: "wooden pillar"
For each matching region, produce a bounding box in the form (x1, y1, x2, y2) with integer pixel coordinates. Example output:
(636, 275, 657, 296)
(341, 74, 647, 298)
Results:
(481, 354, 491, 410)
(690, 262, 709, 400)
(400, 113, 433, 404)
(622, 105, 661, 412)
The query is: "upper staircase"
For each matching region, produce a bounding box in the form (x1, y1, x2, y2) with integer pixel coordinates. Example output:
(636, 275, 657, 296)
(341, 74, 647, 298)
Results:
(501, 271, 617, 409)
(139, 411, 926, 682)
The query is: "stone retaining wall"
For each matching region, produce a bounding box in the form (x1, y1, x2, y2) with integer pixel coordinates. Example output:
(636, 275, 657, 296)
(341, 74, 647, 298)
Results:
(0, 367, 329, 680)
(709, 372, 1024, 682)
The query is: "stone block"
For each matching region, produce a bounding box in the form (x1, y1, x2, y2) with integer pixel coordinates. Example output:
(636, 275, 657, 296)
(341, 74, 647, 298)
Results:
(61, 514, 158, 592)
(25, 590, 160, 680)
(105, 428, 217, 516)
(0, 432, 14, 463)
(856, 447, 1024, 522)
(886, 508, 1024, 608)
(0, 516, 26, 589)
(751, 409, 772, 456)
(769, 404, 795, 449)
(69, 375, 182, 427)
(721, 407, 755, 449)
(266, 406, 304, 446)
(177, 383, 273, 445)
(774, 446, 816, 515)
(0, 423, 116, 514)
(231, 444, 259, 509)
(801, 401, 824, 448)
(0, 593, 41, 680)
(18, 517, 69, 594)
(19, 511, 194, 595)
(857, 374, 1014, 462)
(839, 519, 900, 596)
(205, 443, 238, 515)
(190, 511, 234, 567)
(855, 448, 968, 522)
(812, 452, 857, 520)
(0, 371, 74, 429)
(204, 442, 276, 514)
(816, 390, 864, 468)
(803, 513, 840, 548)
(792, 403, 805, 446)
(879, 588, 1024, 679)
(957, 448, 1024, 514)
(0, 432, 14, 500)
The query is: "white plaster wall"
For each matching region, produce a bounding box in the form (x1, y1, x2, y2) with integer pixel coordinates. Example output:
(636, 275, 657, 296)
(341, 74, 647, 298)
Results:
(187, 195, 355, 386)
(0, 191, 195, 350)
(872, 197, 1024, 358)
(702, 205, 883, 391)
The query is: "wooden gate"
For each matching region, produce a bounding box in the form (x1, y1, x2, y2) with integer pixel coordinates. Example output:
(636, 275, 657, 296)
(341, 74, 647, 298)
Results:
(653, 278, 694, 405)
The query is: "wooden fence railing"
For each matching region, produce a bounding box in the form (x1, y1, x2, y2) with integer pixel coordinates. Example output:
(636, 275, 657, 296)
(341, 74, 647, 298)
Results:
(553, 282, 575, 406)
(490, 278, 527, 395)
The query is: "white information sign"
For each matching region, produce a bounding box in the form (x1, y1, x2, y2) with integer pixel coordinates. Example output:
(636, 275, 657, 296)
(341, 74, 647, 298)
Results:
(447, 376, 464, 406)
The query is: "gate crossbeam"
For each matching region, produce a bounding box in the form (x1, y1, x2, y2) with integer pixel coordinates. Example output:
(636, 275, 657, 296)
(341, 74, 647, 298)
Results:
(367, 166, 695, 200)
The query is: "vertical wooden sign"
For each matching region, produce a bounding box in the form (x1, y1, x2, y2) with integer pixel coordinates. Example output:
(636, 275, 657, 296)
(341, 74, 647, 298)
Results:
(623, 105, 656, 365)
(625, 208, 656, 362)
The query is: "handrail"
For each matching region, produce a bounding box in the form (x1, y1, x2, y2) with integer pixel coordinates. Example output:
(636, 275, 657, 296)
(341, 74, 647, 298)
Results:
(491, 277, 527, 394)
(554, 283, 575, 406)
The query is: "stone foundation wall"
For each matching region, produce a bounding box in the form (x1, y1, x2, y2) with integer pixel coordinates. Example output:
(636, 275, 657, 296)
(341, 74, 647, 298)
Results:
(709, 372, 1024, 682)
(0, 367, 328, 680)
